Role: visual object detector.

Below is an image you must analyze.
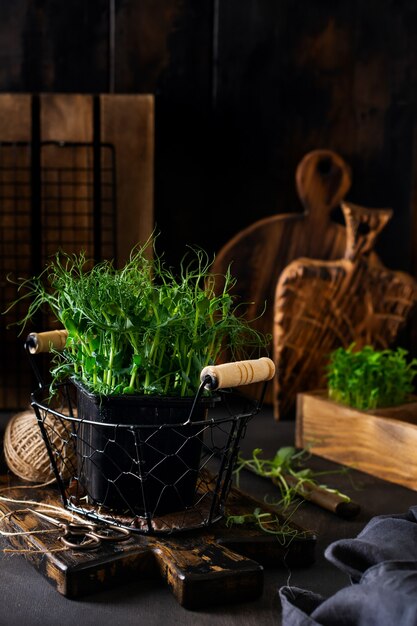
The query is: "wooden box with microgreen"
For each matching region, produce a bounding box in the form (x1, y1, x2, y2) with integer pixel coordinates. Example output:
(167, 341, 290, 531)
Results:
(296, 391, 417, 490)
(296, 346, 417, 490)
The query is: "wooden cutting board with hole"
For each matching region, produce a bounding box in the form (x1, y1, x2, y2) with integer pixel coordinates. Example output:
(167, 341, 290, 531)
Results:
(212, 150, 362, 406)
(273, 201, 417, 419)
(0, 476, 316, 609)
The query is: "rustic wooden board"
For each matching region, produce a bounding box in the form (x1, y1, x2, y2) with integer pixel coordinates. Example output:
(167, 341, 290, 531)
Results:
(39, 93, 155, 265)
(40, 94, 95, 260)
(211, 150, 353, 405)
(273, 201, 417, 419)
(296, 390, 417, 490)
(0, 477, 315, 609)
(0, 93, 32, 140)
(101, 94, 154, 265)
(40, 94, 94, 142)
(0, 92, 154, 269)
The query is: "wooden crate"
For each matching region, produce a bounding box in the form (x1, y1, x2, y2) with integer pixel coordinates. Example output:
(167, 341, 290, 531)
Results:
(296, 390, 417, 491)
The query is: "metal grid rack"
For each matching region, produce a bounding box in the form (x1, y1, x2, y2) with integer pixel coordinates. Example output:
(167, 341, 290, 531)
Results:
(41, 142, 116, 261)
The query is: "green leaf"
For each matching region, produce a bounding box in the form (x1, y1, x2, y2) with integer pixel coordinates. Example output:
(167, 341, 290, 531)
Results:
(133, 354, 142, 366)
(274, 447, 296, 465)
(83, 356, 96, 374)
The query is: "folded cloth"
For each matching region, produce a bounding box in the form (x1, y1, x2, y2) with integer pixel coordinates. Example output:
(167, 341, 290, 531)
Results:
(279, 506, 417, 625)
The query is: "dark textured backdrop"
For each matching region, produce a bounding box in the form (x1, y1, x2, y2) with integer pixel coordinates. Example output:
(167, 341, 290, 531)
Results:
(0, 0, 417, 272)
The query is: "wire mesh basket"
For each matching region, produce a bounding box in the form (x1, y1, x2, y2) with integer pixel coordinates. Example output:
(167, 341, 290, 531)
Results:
(28, 334, 275, 535)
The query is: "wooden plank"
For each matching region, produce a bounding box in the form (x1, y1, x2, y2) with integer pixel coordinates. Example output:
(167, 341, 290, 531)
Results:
(40, 94, 93, 143)
(100, 94, 154, 266)
(39, 94, 95, 260)
(0, 94, 31, 140)
(296, 390, 417, 490)
(0, 477, 315, 607)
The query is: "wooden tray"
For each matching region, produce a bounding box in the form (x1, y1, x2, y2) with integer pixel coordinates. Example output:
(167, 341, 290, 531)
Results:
(296, 390, 417, 490)
(0, 477, 316, 609)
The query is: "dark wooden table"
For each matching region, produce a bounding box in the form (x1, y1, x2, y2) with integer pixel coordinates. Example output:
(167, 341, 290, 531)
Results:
(0, 405, 416, 626)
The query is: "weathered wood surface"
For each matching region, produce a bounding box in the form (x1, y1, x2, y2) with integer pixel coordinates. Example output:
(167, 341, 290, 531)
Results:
(0, 477, 315, 608)
(274, 202, 417, 419)
(101, 94, 154, 265)
(0, 92, 154, 265)
(296, 390, 417, 490)
(0, 1, 416, 277)
(39, 94, 96, 260)
(212, 150, 355, 402)
(38, 93, 154, 265)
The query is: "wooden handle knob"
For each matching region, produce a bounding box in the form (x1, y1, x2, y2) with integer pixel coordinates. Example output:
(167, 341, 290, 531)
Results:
(200, 357, 276, 390)
(26, 330, 68, 354)
(296, 149, 352, 216)
(341, 201, 393, 260)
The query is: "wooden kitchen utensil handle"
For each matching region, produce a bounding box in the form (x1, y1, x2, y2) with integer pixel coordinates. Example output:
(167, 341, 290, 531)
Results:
(26, 330, 68, 354)
(200, 357, 275, 390)
(280, 474, 360, 520)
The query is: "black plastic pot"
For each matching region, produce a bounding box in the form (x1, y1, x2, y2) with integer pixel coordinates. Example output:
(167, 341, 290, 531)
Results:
(74, 380, 216, 517)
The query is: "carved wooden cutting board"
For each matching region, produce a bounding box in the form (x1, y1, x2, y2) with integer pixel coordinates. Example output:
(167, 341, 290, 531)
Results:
(212, 150, 358, 403)
(0, 477, 315, 609)
(273, 202, 417, 419)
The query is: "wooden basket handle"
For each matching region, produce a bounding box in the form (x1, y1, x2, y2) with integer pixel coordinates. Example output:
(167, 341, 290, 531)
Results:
(26, 336, 276, 392)
(26, 330, 68, 354)
(200, 357, 275, 390)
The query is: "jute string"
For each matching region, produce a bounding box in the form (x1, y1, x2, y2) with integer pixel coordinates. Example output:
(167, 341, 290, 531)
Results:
(0, 482, 86, 554)
(4, 409, 76, 483)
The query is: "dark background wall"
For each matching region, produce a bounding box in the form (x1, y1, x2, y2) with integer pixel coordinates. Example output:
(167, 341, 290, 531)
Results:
(0, 0, 417, 272)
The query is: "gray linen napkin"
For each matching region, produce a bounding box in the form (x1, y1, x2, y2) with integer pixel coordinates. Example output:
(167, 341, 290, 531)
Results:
(279, 506, 417, 625)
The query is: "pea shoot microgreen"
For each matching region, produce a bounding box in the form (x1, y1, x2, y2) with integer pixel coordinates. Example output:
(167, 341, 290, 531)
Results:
(326, 344, 417, 410)
(6, 241, 268, 397)
(225, 505, 307, 545)
(234, 446, 352, 510)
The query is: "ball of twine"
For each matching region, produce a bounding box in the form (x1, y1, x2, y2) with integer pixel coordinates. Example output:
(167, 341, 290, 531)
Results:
(4, 409, 77, 483)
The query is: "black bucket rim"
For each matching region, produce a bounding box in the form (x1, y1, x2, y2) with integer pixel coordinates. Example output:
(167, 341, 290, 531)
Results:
(71, 377, 220, 407)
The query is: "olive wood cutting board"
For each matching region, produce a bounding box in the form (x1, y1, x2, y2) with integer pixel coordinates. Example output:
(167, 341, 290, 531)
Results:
(211, 149, 356, 406)
(0, 476, 316, 609)
(273, 202, 417, 419)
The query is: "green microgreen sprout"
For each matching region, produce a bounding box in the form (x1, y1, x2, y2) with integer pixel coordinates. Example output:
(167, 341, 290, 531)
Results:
(6, 241, 269, 397)
(326, 344, 417, 410)
(225, 505, 307, 545)
(234, 446, 352, 510)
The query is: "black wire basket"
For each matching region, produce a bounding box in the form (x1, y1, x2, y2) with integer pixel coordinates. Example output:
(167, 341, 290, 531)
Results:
(27, 333, 275, 535)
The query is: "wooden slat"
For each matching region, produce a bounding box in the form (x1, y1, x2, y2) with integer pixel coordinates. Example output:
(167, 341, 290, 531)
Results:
(40, 142, 95, 258)
(101, 94, 154, 265)
(0, 94, 31, 140)
(39, 94, 95, 259)
(40, 94, 93, 143)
